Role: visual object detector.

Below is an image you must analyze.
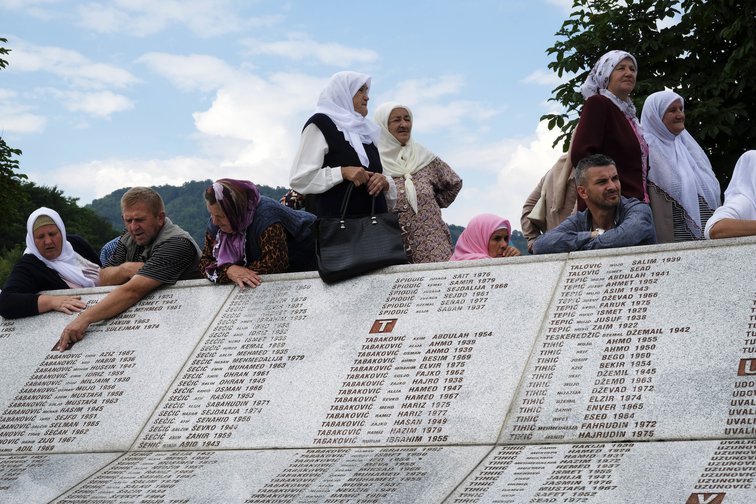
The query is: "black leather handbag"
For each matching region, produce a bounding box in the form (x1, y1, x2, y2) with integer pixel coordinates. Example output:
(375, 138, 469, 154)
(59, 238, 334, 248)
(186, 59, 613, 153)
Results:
(314, 183, 408, 284)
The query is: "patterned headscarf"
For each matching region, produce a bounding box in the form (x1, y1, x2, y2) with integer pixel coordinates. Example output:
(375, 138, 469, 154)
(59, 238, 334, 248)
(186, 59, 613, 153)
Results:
(204, 179, 260, 277)
(641, 90, 721, 237)
(315, 71, 381, 167)
(373, 102, 436, 213)
(450, 214, 511, 261)
(24, 207, 97, 288)
(581, 50, 639, 121)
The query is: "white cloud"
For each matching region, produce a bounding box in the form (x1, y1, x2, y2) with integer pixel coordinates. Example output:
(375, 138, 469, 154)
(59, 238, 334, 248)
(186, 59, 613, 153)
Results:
(0, 0, 60, 19)
(75, 0, 279, 37)
(0, 91, 47, 133)
(242, 34, 379, 66)
(379, 75, 465, 105)
(522, 69, 563, 86)
(0, 111, 47, 133)
(373, 76, 499, 137)
(408, 100, 499, 137)
(137, 52, 241, 92)
(545, 0, 573, 12)
(61, 90, 134, 117)
(190, 71, 327, 187)
(8, 38, 138, 90)
(441, 120, 563, 231)
(33, 156, 220, 204)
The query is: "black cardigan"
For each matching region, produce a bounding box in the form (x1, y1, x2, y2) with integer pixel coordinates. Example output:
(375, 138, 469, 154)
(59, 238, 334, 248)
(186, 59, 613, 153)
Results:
(0, 235, 100, 319)
(304, 113, 387, 218)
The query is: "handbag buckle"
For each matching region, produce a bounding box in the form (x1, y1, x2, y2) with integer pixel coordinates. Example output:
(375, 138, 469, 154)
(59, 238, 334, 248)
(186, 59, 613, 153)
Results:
(339, 219, 346, 229)
(371, 216, 378, 225)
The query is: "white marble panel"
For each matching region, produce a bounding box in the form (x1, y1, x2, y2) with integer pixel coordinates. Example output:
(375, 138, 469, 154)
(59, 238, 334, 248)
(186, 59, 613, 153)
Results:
(135, 258, 563, 450)
(0, 452, 120, 504)
(0, 283, 233, 454)
(53, 445, 491, 503)
(501, 243, 756, 444)
(447, 439, 756, 503)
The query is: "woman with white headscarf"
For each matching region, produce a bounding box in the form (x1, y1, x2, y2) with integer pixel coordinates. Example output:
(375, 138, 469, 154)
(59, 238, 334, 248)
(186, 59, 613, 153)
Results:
(705, 150, 756, 239)
(571, 50, 649, 211)
(289, 71, 396, 218)
(373, 102, 462, 263)
(0, 207, 100, 319)
(641, 90, 721, 241)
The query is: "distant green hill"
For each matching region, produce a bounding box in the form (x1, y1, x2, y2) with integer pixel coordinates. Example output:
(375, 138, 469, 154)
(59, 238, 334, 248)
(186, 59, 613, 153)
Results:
(87, 181, 529, 254)
(87, 181, 289, 245)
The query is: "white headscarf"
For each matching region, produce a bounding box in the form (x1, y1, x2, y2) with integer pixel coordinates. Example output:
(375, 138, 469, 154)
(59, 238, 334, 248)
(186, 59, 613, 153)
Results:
(24, 207, 97, 288)
(706, 151, 756, 237)
(641, 90, 721, 238)
(581, 50, 639, 123)
(373, 102, 436, 213)
(315, 71, 381, 168)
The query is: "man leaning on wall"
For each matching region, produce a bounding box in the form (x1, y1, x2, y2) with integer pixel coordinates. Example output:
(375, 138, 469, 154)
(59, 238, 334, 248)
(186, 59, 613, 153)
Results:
(57, 187, 200, 351)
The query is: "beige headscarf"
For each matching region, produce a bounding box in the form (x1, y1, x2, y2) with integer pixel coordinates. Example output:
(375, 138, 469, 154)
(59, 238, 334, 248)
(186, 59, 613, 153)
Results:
(373, 102, 436, 213)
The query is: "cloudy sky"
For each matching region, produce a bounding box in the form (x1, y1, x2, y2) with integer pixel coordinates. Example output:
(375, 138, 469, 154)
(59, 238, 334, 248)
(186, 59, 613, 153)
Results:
(1, 0, 574, 230)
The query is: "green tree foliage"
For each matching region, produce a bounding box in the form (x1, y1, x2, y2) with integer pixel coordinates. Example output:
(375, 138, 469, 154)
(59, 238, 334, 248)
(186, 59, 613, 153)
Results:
(1, 38, 30, 251)
(542, 0, 755, 185)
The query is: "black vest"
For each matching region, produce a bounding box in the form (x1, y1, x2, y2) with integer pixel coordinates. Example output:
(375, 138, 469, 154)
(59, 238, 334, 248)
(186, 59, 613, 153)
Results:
(305, 113, 387, 217)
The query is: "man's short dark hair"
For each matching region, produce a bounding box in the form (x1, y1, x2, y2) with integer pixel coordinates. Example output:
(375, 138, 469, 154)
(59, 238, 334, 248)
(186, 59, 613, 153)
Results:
(575, 154, 616, 185)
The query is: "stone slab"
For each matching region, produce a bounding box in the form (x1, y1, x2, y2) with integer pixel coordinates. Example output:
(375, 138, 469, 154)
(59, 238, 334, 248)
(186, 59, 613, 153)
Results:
(134, 258, 563, 450)
(501, 242, 756, 444)
(0, 283, 233, 454)
(0, 452, 119, 504)
(52, 445, 491, 503)
(447, 439, 756, 503)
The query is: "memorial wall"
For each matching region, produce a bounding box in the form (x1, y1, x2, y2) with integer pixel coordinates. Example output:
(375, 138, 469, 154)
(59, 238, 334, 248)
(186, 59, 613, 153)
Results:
(1, 237, 755, 503)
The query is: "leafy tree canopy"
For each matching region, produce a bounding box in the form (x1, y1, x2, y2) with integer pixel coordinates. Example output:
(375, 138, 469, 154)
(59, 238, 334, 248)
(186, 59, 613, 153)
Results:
(542, 0, 755, 186)
(1, 38, 29, 246)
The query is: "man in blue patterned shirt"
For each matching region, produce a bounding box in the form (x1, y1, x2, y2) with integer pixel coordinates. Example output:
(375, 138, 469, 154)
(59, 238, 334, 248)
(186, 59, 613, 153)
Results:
(533, 154, 656, 254)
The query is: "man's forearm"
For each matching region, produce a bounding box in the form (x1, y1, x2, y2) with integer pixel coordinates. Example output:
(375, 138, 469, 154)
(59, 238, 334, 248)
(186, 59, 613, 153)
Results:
(79, 276, 160, 325)
(99, 263, 143, 286)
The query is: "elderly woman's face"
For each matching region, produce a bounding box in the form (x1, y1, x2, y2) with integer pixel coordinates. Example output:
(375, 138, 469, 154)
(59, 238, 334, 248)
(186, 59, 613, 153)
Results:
(387, 108, 412, 145)
(352, 84, 369, 117)
(662, 99, 685, 136)
(487, 229, 510, 258)
(607, 57, 636, 99)
(34, 223, 63, 261)
(206, 202, 233, 234)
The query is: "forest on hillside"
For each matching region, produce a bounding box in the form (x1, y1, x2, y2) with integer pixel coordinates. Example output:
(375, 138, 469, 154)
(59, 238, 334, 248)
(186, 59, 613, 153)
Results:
(86, 180, 478, 249)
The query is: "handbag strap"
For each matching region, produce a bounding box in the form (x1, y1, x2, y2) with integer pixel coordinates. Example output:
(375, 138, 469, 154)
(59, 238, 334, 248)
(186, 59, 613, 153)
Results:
(339, 182, 378, 228)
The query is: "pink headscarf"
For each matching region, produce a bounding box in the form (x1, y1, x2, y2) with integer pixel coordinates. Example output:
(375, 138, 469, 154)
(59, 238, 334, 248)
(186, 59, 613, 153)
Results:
(450, 214, 510, 261)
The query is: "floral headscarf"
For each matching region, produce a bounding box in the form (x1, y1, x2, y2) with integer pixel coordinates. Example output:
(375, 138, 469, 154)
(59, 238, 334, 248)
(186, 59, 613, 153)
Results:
(581, 50, 639, 121)
(204, 179, 260, 278)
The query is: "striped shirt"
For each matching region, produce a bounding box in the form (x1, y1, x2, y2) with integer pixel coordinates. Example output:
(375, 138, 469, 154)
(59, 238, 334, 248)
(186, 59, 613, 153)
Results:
(107, 236, 199, 284)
